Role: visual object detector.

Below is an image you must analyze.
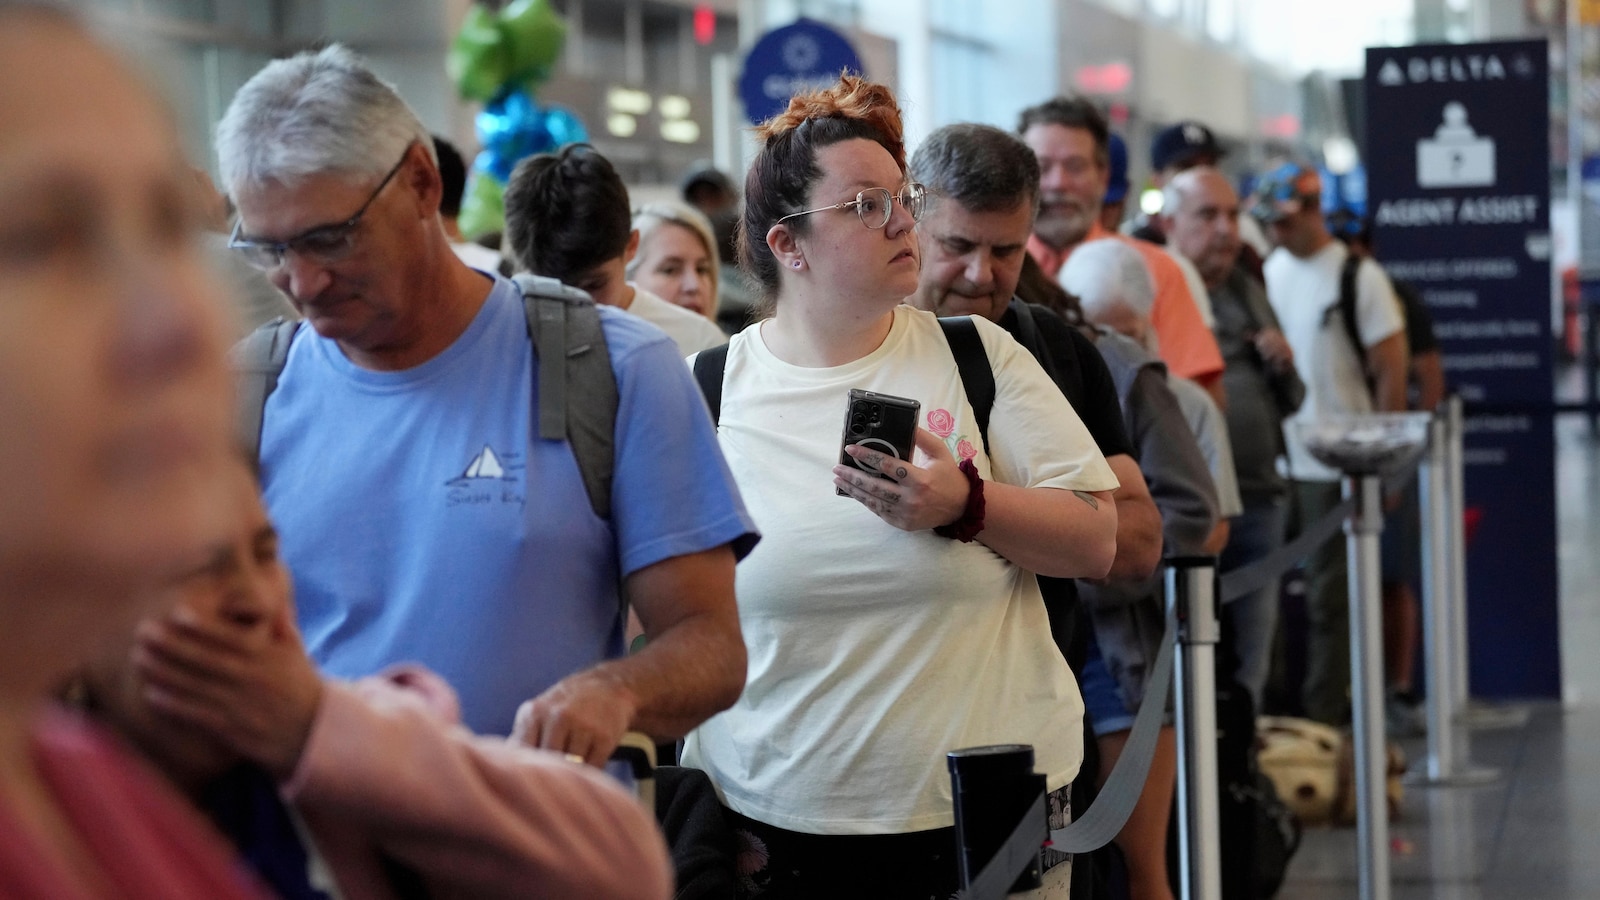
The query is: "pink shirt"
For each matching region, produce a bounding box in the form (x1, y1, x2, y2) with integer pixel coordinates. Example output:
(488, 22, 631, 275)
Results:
(1029, 224, 1226, 383)
(284, 667, 673, 900)
(0, 708, 268, 900)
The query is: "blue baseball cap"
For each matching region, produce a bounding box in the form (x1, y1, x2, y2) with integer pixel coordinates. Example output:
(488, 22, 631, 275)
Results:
(1105, 133, 1130, 205)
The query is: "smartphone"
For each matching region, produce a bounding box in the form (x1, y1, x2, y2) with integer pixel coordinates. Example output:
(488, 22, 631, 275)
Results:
(837, 389, 921, 495)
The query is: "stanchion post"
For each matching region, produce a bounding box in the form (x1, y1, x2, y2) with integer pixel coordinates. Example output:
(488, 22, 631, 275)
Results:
(1165, 557, 1221, 900)
(1444, 395, 1470, 719)
(1413, 409, 1501, 786)
(1418, 412, 1458, 781)
(1344, 474, 1390, 900)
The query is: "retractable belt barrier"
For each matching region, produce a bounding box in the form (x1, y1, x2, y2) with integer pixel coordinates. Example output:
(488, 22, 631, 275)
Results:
(953, 449, 1433, 900)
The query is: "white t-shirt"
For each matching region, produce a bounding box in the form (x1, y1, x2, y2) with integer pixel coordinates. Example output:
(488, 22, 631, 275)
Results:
(1264, 241, 1404, 482)
(680, 306, 1119, 834)
(627, 287, 726, 356)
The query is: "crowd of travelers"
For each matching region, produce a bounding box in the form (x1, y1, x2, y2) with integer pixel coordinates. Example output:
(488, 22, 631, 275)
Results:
(0, 2, 1437, 897)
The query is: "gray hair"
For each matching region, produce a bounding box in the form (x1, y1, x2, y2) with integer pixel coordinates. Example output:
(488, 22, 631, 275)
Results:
(910, 123, 1041, 217)
(628, 201, 721, 314)
(216, 44, 434, 193)
(1059, 238, 1154, 319)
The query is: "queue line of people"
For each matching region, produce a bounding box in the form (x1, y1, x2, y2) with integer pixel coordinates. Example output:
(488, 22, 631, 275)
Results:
(0, 4, 1440, 897)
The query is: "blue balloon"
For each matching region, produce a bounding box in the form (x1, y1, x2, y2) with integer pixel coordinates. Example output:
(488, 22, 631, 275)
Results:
(475, 88, 589, 183)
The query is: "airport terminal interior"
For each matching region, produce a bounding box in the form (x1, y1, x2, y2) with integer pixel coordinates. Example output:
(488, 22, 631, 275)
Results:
(30, 0, 1600, 897)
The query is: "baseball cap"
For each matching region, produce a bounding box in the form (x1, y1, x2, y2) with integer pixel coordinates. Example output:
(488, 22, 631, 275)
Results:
(1105, 133, 1130, 205)
(1150, 120, 1222, 172)
(1249, 162, 1321, 224)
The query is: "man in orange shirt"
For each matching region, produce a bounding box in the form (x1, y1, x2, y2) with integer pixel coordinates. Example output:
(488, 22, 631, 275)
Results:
(1018, 96, 1226, 407)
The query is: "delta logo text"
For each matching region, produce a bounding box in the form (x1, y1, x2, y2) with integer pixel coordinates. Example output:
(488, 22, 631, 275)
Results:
(1376, 52, 1535, 87)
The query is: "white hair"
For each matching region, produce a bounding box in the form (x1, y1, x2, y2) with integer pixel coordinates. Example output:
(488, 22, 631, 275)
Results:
(1059, 238, 1155, 319)
(215, 44, 434, 193)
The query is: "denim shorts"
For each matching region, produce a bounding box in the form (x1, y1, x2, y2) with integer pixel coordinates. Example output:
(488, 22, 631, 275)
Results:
(1080, 628, 1136, 737)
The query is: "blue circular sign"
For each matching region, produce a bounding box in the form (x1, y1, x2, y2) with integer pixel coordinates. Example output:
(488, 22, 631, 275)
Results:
(738, 18, 863, 125)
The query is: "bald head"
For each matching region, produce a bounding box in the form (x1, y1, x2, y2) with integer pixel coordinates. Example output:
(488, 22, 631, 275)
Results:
(1161, 166, 1241, 289)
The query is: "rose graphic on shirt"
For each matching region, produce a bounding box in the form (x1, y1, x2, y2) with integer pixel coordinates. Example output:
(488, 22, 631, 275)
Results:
(956, 439, 977, 461)
(927, 408, 955, 438)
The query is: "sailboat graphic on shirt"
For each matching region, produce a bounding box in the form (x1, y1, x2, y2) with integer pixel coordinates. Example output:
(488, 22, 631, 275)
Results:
(447, 444, 517, 486)
(462, 445, 504, 479)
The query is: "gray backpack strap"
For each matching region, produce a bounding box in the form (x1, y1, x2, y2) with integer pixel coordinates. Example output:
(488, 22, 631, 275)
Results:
(231, 317, 301, 458)
(513, 274, 618, 521)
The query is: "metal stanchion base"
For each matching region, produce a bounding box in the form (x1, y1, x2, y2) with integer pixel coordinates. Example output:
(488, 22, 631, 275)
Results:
(1456, 702, 1530, 731)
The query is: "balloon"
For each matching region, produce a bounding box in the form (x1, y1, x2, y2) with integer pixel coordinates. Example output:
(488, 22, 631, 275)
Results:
(541, 106, 588, 147)
(476, 89, 589, 184)
(458, 170, 506, 241)
(499, 0, 567, 87)
(447, 4, 509, 103)
(448, 0, 588, 229)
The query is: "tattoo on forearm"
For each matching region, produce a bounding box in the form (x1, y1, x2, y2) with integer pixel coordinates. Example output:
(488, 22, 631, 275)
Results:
(1073, 490, 1099, 510)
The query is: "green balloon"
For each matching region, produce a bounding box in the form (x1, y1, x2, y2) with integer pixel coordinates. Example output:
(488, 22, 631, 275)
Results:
(448, 4, 510, 103)
(499, 0, 567, 88)
(458, 171, 506, 242)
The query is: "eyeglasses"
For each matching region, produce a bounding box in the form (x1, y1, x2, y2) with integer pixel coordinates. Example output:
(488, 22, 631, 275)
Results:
(228, 148, 411, 271)
(776, 182, 926, 230)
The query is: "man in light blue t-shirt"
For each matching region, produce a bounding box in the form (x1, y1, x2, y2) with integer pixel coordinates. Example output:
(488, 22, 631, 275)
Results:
(215, 45, 757, 765)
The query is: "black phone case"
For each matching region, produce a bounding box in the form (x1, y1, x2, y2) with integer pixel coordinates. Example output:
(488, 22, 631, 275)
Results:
(837, 389, 921, 494)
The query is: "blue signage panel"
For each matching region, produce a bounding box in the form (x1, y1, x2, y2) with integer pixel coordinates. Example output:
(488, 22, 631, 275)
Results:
(739, 18, 863, 125)
(1365, 40, 1560, 699)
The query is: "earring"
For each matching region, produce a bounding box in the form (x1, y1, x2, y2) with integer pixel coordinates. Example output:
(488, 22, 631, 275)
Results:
(791, 259, 802, 269)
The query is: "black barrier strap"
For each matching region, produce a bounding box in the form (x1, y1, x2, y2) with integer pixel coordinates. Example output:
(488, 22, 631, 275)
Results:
(1218, 454, 1421, 605)
(956, 622, 1178, 900)
(1218, 495, 1353, 605)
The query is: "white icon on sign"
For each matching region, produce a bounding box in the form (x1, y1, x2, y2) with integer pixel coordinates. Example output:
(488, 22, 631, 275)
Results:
(782, 34, 820, 70)
(1417, 102, 1496, 188)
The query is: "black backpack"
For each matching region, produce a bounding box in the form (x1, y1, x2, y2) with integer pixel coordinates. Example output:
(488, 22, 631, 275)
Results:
(1326, 251, 1374, 399)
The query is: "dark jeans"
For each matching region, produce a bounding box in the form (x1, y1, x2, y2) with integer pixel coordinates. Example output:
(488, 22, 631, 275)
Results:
(1219, 499, 1289, 712)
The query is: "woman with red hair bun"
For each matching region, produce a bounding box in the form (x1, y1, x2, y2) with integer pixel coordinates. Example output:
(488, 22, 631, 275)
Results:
(681, 74, 1121, 896)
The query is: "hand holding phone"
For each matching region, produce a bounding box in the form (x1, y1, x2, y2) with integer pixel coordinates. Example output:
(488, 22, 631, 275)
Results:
(837, 389, 920, 495)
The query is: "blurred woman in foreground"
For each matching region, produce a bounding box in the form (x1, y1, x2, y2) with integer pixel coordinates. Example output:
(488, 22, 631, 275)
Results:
(0, 3, 262, 896)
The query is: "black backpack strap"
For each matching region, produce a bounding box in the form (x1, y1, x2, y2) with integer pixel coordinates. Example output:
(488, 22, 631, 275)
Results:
(1336, 251, 1370, 390)
(514, 273, 618, 521)
(231, 317, 301, 459)
(1007, 299, 1063, 386)
(692, 343, 731, 426)
(937, 316, 995, 456)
